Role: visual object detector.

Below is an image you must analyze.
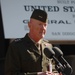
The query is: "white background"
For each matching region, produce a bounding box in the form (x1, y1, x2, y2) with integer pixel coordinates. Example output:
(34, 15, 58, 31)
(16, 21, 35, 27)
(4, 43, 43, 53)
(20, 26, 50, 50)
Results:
(1, 0, 75, 41)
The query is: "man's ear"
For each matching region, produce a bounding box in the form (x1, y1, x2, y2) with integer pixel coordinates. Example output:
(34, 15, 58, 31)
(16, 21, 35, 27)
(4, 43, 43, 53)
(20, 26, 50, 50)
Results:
(28, 19, 32, 28)
(28, 21, 31, 28)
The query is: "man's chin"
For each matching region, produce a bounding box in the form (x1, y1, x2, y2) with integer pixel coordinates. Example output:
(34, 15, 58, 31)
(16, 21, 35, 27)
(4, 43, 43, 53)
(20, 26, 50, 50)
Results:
(41, 35, 45, 38)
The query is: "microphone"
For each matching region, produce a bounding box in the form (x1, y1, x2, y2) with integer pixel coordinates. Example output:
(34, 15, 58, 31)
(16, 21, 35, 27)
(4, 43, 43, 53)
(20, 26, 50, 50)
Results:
(44, 47, 64, 73)
(53, 47, 73, 75)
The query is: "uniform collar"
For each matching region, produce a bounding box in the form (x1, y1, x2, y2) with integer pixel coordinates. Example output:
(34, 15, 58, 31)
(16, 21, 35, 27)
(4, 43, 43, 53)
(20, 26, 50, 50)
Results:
(27, 33, 43, 47)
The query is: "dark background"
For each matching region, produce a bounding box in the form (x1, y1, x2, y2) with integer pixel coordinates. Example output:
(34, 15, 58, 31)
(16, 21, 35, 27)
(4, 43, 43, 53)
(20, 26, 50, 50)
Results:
(0, 6, 75, 75)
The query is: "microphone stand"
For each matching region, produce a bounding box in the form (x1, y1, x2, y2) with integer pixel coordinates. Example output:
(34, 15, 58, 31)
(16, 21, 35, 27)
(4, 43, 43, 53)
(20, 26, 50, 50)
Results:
(55, 63, 73, 75)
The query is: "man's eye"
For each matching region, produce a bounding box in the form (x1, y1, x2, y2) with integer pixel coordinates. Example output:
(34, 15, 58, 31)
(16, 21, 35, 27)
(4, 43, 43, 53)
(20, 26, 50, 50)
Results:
(39, 24, 42, 25)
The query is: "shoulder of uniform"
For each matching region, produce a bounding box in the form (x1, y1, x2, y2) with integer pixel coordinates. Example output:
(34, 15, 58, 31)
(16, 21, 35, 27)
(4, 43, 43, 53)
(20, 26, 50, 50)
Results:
(43, 39, 50, 43)
(11, 38, 22, 43)
(42, 39, 53, 47)
(14, 38, 21, 42)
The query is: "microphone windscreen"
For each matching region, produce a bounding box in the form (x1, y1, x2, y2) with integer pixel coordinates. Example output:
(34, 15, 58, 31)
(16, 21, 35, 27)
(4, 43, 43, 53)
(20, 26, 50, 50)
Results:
(52, 47, 63, 58)
(44, 47, 55, 58)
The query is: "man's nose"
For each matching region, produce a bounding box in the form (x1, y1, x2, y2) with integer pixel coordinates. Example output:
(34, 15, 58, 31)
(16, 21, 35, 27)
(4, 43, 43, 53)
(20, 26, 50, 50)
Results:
(41, 25, 45, 29)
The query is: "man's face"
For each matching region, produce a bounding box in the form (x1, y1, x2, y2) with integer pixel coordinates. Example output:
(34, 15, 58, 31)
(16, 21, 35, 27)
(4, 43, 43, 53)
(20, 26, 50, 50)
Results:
(28, 19, 48, 40)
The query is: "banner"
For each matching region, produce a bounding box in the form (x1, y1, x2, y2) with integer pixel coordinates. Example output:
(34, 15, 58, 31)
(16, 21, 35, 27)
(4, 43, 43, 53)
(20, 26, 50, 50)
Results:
(1, 0, 75, 41)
